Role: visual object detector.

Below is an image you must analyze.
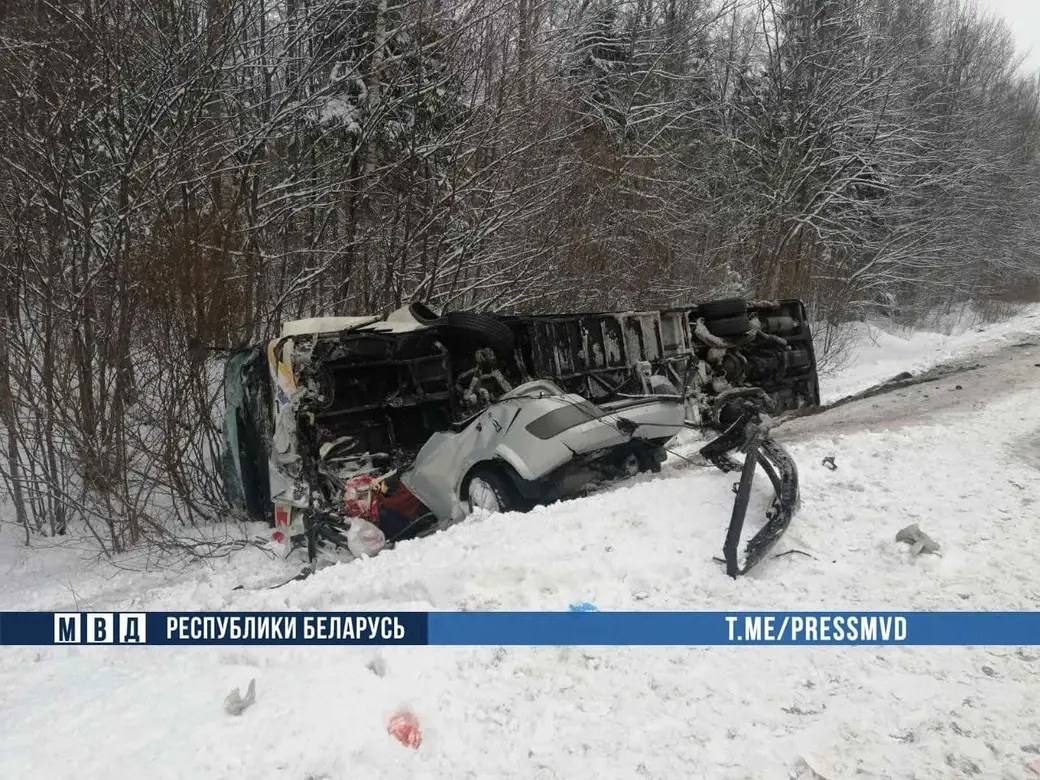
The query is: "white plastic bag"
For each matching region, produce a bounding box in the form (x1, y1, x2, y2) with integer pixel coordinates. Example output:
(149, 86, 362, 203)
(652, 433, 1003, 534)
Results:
(346, 517, 386, 558)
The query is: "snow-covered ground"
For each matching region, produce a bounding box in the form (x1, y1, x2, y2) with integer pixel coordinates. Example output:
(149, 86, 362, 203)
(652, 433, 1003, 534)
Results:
(3, 308, 1040, 780)
(817, 303, 1040, 403)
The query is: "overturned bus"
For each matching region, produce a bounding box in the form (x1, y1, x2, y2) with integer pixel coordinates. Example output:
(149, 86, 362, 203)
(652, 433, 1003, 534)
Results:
(221, 297, 819, 577)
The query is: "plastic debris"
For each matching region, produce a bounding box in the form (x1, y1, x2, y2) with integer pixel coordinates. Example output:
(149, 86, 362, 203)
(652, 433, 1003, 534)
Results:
(343, 475, 378, 520)
(821, 456, 837, 471)
(568, 602, 598, 612)
(387, 709, 422, 749)
(346, 517, 386, 558)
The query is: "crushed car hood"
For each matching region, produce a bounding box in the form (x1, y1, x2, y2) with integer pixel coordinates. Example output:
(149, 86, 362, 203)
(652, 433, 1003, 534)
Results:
(401, 379, 685, 524)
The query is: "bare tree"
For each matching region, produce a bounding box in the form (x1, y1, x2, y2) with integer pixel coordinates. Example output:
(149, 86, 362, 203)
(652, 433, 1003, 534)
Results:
(0, 0, 1037, 552)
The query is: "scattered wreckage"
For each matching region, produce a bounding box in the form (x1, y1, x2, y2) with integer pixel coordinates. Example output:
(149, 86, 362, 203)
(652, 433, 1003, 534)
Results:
(221, 298, 820, 578)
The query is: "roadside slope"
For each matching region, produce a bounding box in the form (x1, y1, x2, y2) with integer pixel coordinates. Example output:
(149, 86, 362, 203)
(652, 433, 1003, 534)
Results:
(818, 304, 1040, 403)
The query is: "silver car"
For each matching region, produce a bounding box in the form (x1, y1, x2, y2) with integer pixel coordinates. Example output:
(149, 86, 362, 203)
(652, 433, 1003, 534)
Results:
(401, 377, 686, 524)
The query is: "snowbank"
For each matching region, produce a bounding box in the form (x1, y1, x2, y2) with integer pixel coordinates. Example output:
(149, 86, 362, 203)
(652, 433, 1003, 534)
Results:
(4, 378, 1040, 779)
(818, 303, 1040, 404)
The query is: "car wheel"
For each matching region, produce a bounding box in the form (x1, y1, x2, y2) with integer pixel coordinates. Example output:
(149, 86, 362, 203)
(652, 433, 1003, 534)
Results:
(706, 314, 753, 337)
(618, 445, 661, 476)
(465, 468, 521, 514)
(697, 298, 747, 319)
(619, 451, 642, 477)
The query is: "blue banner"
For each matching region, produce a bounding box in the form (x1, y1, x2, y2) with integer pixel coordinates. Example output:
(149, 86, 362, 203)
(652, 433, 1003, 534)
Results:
(1, 611, 1038, 646)
(430, 611, 1039, 645)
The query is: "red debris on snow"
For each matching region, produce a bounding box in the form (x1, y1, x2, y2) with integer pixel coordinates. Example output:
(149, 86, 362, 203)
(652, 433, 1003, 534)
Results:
(387, 709, 422, 749)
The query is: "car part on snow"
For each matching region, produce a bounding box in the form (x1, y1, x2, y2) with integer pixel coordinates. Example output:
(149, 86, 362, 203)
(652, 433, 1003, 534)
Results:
(699, 402, 800, 578)
(234, 566, 314, 590)
(895, 523, 940, 555)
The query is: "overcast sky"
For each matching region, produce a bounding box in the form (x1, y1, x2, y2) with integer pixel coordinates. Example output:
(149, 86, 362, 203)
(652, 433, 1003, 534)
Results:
(976, 0, 1040, 75)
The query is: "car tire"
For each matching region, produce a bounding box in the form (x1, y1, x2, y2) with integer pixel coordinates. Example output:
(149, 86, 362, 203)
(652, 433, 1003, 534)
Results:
(464, 467, 523, 514)
(638, 446, 662, 473)
(697, 298, 747, 319)
(706, 314, 752, 337)
(618, 444, 661, 476)
(434, 311, 515, 354)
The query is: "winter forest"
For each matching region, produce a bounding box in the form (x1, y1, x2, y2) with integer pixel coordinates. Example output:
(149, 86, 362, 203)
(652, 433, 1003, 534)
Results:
(1, 0, 1038, 550)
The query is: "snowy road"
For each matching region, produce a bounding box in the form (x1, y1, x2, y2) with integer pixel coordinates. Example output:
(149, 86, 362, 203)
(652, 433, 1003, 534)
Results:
(2, 312, 1040, 780)
(782, 336, 1040, 440)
